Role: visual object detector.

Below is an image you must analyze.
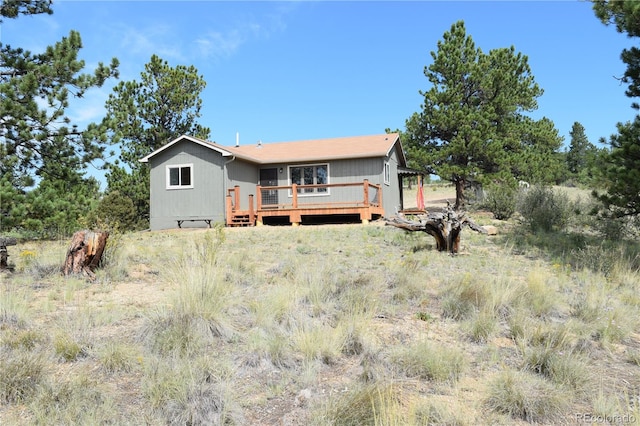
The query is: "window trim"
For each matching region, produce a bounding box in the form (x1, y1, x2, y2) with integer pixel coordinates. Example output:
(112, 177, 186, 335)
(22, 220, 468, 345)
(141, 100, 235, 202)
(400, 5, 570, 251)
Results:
(288, 163, 330, 197)
(384, 161, 391, 186)
(166, 163, 194, 189)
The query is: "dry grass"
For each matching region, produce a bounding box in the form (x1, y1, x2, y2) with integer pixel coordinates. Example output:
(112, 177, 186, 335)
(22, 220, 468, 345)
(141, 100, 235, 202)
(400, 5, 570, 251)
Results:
(2, 195, 640, 424)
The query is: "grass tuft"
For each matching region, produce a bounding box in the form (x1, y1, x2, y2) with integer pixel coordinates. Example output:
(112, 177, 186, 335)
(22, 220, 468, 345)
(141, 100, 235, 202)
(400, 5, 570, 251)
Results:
(391, 340, 466, 382)
(485, 369, 570, 423)
(0, 350, 47, 403)
(317, 381, 408, 426)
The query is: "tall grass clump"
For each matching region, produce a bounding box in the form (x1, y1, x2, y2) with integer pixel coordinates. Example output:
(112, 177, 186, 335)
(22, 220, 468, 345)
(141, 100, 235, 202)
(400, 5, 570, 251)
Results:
(485, 369, 570, 423)
(518, 267, 558, 317)
(141, 308, 207, 357)
(441, 273, 517, 323)
(143, 356, 242, 425)
(0, 350, 47, 403)
(28, 372, 119, 424)
(162, 227, 237, 340)
(412, 399, 470, 426)
(53, 331, 88, 362)
(441, 273, 490, 320)
(316, 381, 408, 426)
(292, 319, 345, 365)
(97, 340, 140, 374)
(517, 186, 572, 233)
(391, 340, 466, 382)
(96, 231, 129, 282)
(0, 282, 31, 327)
(463, 308, 498, 343)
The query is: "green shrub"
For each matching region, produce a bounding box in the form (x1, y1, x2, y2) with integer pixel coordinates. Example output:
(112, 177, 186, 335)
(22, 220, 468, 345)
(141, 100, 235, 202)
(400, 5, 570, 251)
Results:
(484, 182, 518, 220)
(517, 186, 571, 232)
(85, 191, 140, 232)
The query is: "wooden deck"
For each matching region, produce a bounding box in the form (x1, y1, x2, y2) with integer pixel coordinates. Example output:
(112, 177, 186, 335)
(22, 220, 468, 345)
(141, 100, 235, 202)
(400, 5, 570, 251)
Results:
(225, 180, 384, 226)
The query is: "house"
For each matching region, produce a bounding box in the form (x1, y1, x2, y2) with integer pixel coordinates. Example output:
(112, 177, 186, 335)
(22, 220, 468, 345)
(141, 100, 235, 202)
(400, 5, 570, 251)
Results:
(139, 133, 417, 230)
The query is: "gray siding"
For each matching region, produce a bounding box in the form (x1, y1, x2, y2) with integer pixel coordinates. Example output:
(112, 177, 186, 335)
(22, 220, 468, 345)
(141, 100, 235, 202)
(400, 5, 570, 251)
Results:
(383, 143, 403, 216)
(149, 141, 227, 230)
(226, 159, 258, 211)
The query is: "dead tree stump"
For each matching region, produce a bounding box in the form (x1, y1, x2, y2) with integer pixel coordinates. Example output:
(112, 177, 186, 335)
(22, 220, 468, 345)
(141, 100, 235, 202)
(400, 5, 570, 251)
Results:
(62, 230, 109, 279)
(0, 237, 18, 270)
(385, 205, 487, 254)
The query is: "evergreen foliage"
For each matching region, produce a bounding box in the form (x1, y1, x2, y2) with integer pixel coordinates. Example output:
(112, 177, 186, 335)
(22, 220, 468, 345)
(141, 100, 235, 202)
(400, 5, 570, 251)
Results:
(593, 1, 640, 218)
(85, 191, 139, 232)
(0, 0, 119, 235)
(402, 21, 564, 209)
(594, 117, 640, 218)
(566, 122, 599, 186)
(102, 55, 210, 229)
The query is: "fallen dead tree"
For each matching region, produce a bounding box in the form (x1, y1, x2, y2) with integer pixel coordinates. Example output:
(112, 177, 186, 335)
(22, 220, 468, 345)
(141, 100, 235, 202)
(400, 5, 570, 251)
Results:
(62, 230, 109, 280)
(385, 205, 487, 254)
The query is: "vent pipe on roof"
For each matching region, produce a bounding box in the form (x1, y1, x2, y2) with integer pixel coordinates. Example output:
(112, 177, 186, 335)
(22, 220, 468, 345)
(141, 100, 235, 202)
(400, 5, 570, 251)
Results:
(257, 139, 262, 148)
(236, 132, 239, 147)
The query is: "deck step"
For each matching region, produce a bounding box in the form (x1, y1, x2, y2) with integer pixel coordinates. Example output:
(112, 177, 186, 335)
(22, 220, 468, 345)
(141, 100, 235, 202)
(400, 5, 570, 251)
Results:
(229, 214, 254, 227)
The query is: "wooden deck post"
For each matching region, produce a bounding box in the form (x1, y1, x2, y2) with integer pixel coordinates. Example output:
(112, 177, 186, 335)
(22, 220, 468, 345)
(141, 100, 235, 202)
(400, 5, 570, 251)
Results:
(248, 194, 255, 225)
(234, 185, 241, 210)
(225, 194, 233, 226)
(292, 184, 298, 208)
(363, 180, 370, 206)
(291, 184, 300, 225)
(256, 185, 262, 210)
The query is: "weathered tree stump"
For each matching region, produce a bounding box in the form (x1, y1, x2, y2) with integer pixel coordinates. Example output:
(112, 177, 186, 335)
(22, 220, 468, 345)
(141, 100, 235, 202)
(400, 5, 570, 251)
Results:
(385, 205, 487, 254)
(62, 230, 109, 280)
(0, 237, 18, 270)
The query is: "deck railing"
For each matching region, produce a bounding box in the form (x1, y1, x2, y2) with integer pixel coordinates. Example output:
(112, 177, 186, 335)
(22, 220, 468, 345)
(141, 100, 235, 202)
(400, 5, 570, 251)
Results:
(226, 180, 382, 226)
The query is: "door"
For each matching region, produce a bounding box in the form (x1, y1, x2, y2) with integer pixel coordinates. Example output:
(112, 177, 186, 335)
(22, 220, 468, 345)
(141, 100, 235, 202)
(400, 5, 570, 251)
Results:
(259, 168, 279, 206)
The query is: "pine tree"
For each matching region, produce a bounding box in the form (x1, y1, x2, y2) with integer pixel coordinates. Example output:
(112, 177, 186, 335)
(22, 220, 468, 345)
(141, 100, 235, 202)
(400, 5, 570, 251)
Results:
(565, 121, 599, 185)
(102, 55, 210, 228)
(0, 0, 118, 233)
(593, 1, 640, 217)
(403, 21, 562, 209)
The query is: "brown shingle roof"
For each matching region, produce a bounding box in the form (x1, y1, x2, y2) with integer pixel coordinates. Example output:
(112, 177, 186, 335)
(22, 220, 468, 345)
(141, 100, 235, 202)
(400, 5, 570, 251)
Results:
(140, 133, 404, 165)
(225, 133, 402, 164)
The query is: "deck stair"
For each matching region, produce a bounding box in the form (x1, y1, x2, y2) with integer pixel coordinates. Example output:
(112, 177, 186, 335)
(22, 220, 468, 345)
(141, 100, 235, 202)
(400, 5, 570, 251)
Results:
(229, 212, 254, 227)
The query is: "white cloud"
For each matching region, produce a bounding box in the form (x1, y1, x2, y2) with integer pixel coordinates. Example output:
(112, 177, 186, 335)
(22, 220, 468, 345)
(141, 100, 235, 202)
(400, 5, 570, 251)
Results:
(190, 3, 298, 61)
(114, 23, 186, 63)
(194, 28, 247, 60)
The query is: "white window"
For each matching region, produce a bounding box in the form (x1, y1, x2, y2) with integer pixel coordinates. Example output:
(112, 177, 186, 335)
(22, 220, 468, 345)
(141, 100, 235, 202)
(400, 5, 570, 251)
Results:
(289, 164, 329, 196)
(166, 164, 193, 189)
(384, 162, 391, 185)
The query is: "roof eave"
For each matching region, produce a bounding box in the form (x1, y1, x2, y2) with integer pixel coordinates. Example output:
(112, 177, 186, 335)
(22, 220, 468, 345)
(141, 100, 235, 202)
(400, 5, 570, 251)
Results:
(139, 135, 233, 163)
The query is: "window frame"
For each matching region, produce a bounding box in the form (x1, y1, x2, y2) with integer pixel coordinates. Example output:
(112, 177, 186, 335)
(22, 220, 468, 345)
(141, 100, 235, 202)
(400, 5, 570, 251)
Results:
(166, 163, 194, 189)
(384, 161, 391, 185)
(288, 163, 330, 197)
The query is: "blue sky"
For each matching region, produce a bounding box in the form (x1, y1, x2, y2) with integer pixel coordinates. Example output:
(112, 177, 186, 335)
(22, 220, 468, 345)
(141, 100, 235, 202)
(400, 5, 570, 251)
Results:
(2, 1, 637, 183)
